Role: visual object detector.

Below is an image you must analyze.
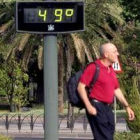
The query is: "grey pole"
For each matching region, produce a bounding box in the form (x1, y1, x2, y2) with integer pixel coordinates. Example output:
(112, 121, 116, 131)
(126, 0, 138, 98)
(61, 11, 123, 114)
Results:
(44, 35, 58, 140)
(43, 1, 58, 140)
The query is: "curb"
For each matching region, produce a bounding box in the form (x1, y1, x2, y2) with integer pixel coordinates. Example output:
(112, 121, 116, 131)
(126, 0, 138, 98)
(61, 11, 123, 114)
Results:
(59, 132, 93, 139)
(1, 132, 93, 139)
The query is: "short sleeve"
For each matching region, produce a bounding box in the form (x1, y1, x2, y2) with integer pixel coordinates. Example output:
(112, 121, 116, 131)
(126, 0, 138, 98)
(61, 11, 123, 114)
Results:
(79, 63, 96, 87)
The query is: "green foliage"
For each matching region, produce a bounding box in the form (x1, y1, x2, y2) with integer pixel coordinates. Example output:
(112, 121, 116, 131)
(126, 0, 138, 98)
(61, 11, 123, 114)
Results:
(0, 58, 29, 112)
(125, 28, 140, 59)
(79, 0, 125, 58)
(0, 134, 12, 140)
(120, 0, 140, 25)
(115, 25, 140, 133)
(114, 132, 140, 140)
(125, 76, 140, 133)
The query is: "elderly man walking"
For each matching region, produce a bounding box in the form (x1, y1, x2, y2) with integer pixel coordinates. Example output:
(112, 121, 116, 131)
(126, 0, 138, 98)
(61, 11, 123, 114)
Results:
(77, 43, 135, 140)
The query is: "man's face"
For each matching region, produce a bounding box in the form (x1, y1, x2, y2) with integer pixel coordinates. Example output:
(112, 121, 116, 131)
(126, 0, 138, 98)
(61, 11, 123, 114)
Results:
(105, 44, 119, 63)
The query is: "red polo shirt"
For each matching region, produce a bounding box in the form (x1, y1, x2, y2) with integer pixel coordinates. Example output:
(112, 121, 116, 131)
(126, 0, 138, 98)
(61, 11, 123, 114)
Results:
(79, 59, 119, 104)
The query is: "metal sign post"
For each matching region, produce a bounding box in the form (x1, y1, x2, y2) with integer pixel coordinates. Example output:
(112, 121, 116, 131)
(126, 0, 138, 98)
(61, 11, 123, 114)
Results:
(44, 35, 58, 140)
(113, 57, 122, 129)
(43, 1, 58, 139)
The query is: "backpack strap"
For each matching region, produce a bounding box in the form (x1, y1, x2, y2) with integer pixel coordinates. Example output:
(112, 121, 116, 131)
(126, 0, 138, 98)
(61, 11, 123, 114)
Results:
(89, 63, 100, 91)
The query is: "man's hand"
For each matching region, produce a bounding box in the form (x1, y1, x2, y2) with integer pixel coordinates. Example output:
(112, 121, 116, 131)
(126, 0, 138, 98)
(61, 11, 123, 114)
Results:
(114, 88, 135, 121)
(126, 106, 135, 121)
(86, 104, 97, 116)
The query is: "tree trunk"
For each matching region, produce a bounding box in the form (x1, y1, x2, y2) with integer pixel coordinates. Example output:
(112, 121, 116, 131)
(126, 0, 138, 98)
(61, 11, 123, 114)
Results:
(58, 42, 64, 113)
(17, 105, 21, 112)
(10, 103, 16, 112)
(64, 34, 75, 128)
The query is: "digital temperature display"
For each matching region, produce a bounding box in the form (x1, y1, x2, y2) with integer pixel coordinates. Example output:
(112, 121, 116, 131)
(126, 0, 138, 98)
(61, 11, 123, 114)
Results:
(24, 8, 76, 23)
(16, 1, 84, 34)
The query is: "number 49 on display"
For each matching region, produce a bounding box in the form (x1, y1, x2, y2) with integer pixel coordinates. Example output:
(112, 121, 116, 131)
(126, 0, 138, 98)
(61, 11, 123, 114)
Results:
(38, 8, 74, 22)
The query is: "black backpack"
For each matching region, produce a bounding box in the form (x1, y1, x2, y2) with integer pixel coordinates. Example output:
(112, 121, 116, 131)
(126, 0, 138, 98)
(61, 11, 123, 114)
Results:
(67, 63, 100, 109)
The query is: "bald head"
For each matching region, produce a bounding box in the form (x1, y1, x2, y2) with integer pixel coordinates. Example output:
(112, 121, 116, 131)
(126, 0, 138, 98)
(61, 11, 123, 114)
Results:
(99, 43, 119, 64)
(99, 43, 117, 57)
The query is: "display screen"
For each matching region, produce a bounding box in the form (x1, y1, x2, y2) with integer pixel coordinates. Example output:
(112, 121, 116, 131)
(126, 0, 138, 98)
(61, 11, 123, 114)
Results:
(16, 1, 84, 34)
(24, 8, 77, 23)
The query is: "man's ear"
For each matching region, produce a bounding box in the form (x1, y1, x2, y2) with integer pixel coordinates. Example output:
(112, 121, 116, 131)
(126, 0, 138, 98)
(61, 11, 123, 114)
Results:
(104, 52, 108, 58)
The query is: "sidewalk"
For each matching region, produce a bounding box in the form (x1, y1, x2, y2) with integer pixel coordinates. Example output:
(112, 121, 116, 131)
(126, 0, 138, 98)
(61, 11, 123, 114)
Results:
(0, 117, 129, 140)
(14, 138, 91, 140)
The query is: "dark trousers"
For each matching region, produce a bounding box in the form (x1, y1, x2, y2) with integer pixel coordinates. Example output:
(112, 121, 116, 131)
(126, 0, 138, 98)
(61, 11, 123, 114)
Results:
(86, 100, 115, 140)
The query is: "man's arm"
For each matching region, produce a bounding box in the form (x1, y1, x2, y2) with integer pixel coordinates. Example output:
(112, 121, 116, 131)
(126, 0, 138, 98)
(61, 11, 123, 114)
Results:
(114, 88, 135, 121)
(77, 82, 97, 115)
